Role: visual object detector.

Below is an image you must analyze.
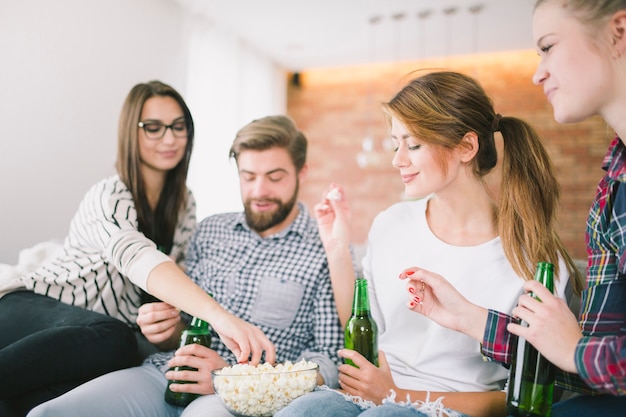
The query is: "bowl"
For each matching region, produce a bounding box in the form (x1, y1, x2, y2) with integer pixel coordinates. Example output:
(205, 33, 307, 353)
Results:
(211, 360, 319, 417)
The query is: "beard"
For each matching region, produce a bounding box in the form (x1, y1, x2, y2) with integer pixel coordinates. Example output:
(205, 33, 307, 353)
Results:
(244, 182, 299, 233)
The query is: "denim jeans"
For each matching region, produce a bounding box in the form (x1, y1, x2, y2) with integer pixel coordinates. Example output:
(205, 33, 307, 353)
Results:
(0, 291, 140, 416)
(550, 394, 626, 417)
(27, 364, 234, 417)
(274, 388, 469, 417)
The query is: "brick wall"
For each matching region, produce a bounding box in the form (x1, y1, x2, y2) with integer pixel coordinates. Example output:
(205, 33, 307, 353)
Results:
(287, 50, 611, 260)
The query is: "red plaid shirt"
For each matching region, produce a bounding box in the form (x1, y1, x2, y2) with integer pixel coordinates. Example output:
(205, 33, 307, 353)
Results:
(481, 136, 626, 396)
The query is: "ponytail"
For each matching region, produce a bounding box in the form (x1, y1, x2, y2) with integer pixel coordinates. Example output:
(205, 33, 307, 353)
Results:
(499, 117, 583, 294)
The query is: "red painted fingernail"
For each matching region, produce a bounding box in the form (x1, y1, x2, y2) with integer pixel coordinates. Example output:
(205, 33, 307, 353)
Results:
(414, 296, 422, 303)
(409, 302, 415, 307)
(406, 271, 415, 275)
(408, 287, 415, 294)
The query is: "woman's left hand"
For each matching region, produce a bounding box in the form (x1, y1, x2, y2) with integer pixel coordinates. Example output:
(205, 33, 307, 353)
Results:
(337, 350, 395, 404)
(507, 280, 582, 373)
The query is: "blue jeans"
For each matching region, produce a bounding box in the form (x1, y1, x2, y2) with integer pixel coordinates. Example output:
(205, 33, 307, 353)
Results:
(27, 364, 234, 417)
(551, 394, 626, 417)
(274, 388, 469, 417)
(0, 291, 141, 417)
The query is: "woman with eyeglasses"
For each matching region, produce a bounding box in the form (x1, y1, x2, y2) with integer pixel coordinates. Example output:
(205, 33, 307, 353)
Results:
(0, 81, 275, 417)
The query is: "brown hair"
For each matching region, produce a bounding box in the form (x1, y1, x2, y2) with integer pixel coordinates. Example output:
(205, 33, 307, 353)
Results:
(229, 115, 307, 172)
(115, 80, 194, 253)
(382, 71, 583, 294)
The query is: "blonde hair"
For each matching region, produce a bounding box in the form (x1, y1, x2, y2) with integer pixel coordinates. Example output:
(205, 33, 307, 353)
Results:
(382, 71, 583, 294)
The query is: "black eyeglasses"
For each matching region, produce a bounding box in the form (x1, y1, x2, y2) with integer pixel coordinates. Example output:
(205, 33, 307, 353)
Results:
(138, 119, 188, 140)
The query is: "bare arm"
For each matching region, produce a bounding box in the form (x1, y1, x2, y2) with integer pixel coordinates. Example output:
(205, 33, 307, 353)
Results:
(145, 261, 276, 364)
(400, 267, 489, 342)
(314, 183, 355, 327)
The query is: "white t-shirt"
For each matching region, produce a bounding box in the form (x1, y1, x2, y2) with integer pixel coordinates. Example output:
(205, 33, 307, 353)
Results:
(362, 196, 568, 392)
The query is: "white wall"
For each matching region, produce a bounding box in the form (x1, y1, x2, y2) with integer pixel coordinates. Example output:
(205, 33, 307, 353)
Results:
(0, 0, 286, 264)
(184, 13, 287, 222)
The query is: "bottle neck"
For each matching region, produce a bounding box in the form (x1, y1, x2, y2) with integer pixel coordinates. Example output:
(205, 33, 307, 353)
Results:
(534, 262, 555, 294)
(352, 279, 371, 316)
(189, 317, 209, 332)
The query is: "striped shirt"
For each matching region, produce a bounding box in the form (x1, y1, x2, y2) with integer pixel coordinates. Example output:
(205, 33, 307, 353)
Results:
(482, 136, 626, 396)
(145, 202, 343, 388)
(20, 175, 196, 325)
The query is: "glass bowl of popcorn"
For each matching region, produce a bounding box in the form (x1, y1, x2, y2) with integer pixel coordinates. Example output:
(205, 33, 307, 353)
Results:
(211, 360, 319, 417)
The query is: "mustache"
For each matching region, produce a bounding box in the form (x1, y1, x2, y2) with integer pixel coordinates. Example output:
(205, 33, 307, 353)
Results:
(248, 198, 281, 205)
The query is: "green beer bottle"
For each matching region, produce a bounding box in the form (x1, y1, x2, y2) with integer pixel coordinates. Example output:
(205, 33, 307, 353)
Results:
(506, 262, 556, 417)
(344, 278, 379, 367)
(164, 316, 212, 406)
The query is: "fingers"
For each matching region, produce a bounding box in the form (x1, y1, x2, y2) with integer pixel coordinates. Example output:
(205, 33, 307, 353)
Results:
(338, 348, 375, 370)
(248, 337, 263, 365)
(246, 330, 276, 365)
(136, 302, 179, 326)
(398, 267, 420, 280)
(522, 279, 557, 302)
(262, 337, 277, 365)
(222, 328, 276, 366)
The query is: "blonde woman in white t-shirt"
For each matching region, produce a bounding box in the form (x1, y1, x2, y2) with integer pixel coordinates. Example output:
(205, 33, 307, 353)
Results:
(276, 71, 582, 417)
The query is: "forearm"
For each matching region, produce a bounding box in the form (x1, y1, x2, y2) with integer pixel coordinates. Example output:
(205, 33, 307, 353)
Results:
(458, 303, 489, 342)
(576, 334, 626, 395)
(325, 246, 356, 327)
(146, 262, 227, 328)
(393, 389, 506, 417)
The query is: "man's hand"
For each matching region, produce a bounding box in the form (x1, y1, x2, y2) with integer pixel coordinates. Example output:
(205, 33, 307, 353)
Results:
(136, 302, 183, 350)
(165, 344, 228, 395)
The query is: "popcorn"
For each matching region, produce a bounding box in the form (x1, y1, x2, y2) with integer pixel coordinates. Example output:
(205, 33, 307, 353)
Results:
(326, 187, 341, 201)
(212, 360, 318, 417)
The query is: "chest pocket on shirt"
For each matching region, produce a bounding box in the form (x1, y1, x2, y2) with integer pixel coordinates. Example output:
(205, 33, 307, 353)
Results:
(251, 276, 304, 330)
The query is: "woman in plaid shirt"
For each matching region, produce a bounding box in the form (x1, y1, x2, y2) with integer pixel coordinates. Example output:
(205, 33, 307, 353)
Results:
(402, 1, 626, 415)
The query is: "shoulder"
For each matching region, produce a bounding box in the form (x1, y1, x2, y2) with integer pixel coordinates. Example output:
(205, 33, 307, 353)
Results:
(371, 198, 426, 228)
(76, 175, 133, 212)
(84, 175, 130, 199)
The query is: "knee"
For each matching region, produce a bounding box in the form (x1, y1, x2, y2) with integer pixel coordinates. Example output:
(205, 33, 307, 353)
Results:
(275, 390, 352, 417)
(85, 319, 140, 367)
(26, 402, 58, 417)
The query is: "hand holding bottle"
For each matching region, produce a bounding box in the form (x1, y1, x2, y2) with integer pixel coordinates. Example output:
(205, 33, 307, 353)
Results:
(338, 350, 396, 405)
(508, 279, 582, 374)
(165, 343, 228, 397)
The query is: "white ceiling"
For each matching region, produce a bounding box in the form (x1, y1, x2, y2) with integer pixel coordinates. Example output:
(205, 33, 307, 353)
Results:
(178, 0, 537, 71)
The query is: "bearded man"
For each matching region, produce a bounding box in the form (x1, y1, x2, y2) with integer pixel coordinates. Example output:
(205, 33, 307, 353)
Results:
(28, 115, 343, 417)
